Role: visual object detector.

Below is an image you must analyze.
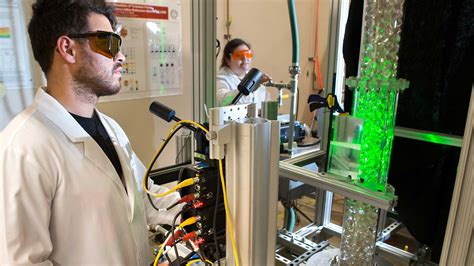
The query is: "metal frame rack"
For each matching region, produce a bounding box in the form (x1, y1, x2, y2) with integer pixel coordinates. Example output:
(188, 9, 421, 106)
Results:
(274, 122, 465, 265)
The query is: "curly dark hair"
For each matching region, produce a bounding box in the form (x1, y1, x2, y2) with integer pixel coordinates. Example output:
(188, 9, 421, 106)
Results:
(28, 0, 117, 75)
(220, 38, 251, 69)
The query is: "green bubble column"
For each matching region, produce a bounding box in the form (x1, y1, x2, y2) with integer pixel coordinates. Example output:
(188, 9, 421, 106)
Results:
(339, 0, 408, 265)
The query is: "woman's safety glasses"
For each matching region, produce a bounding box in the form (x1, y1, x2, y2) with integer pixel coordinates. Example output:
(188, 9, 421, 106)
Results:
(230, 49, 253, 60)
(68, 30, 122, 59)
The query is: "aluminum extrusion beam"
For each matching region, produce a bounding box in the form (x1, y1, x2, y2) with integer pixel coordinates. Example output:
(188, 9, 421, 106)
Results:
(225, 118, 280, 265)
(277, 230, 321, 254)
(376, 242, 416, 264)
(394, 126, 463, 147)
(279, 161, 397, 210)
(208, 103, 280, 265)
(281, 149, 326, 166)
(275, 254, 292, 265)
(191, 0, 216, 122)
(289, 241, 329, 265)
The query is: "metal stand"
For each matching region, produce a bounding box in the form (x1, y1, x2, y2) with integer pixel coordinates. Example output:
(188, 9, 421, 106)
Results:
(208, 103, 280, 265)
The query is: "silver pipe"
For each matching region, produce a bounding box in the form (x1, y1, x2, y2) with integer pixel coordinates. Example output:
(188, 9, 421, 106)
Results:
(287, 63, 301, 155)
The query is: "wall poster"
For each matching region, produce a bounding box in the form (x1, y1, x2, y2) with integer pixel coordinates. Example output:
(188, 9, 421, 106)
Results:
(102, 0, 182, 102)
(0, 0, 33, 91)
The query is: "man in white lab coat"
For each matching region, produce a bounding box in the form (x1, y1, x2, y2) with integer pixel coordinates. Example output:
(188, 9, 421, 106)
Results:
(0, 1, 178, 265)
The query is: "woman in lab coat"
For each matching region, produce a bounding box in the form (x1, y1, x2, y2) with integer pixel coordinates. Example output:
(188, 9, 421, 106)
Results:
(216, 38, 270, 109)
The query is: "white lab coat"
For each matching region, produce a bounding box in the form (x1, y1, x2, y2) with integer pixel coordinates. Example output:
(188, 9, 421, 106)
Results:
(0, 88, 179, 265)
(216, 66, 269, 109)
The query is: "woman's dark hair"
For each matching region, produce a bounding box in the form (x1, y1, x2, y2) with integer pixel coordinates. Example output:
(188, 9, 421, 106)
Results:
(28, 0, 117, 75)
(220, 38, 251, 68)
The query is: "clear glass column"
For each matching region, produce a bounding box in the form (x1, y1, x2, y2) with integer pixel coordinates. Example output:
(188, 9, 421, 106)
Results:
(339, 0, 408, 264)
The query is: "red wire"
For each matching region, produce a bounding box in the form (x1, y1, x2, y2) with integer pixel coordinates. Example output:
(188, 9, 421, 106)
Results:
(165, 229, 183, 246)
(181, 231, 199, 242)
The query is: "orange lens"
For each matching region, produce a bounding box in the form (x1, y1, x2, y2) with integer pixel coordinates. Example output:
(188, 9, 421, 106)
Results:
(90, 34, 121, 59)
(231, 50, 253, 60)
(69, 31, 122, 59)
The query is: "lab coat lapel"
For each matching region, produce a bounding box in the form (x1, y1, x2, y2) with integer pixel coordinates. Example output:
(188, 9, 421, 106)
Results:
(82, 139, 124, 191)
(98, 114, 136, 221)
(33, 88, 129, 201)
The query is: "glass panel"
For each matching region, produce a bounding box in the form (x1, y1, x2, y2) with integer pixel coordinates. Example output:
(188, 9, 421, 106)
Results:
(328, 115, 362, 180)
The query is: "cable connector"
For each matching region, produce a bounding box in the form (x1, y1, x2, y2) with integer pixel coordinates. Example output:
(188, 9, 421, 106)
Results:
(193, 237, 205, 246)
(150, 177, 199, 198)
(192, 201, 205, 209)
(178, 193, 200, 204)
(181, 230, 201, 242)
(178, 177, 197, 189)
(178, 216, 201, 228)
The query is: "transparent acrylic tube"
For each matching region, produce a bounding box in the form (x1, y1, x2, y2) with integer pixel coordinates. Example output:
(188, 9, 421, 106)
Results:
(340, 199, 379, 265)
(339, 0, 406, 264)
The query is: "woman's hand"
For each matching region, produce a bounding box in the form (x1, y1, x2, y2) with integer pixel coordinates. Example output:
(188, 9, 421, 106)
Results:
(261, 73, 272, 84)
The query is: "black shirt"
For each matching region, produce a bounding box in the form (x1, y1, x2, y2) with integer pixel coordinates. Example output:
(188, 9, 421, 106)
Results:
(70, 112, 124, 184)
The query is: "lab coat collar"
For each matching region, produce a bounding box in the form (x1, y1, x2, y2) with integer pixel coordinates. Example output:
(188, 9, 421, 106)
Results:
(220, 66, 244, 79)
(34, 88, 134, 220)
(34, 87, 91, 142)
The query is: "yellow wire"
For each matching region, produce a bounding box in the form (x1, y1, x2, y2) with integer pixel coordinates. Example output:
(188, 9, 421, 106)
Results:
(148, 120, 233, 266)
(178, 216, 199, 228)
(184, 258, 214, 266)
(148, 119, 208, 266)
(153, 231, 173, 266)
(185, 259, 202, 266)
(153, 216, 200, 266)
(142, 120, 209, 195)
(149, 177, 197, 198)
(218, 159, 240, 266)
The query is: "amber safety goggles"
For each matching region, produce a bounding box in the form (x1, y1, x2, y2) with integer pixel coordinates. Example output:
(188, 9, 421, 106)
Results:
(230, 49, 253, 60)
(68, 30, 122, 59)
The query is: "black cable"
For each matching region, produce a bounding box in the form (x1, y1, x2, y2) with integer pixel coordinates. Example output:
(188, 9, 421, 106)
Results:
(147, 124, 185, 211)
(156, 166, 191, 211)
(165, 167, 187, 215)
(197, 245, 209, 263)
(171, 165, 190, 264)
(155, 212, 181, 266)
(165, 253, 172, 264)
(164, 200, 181, 211)
(293, 203, 313, 223)
(162, 209, 184, 241)
(177, 162, 186, 183)
(213, 165, 221, 265)
(171, 208, 184, 266)
(216, 39, 221, 57)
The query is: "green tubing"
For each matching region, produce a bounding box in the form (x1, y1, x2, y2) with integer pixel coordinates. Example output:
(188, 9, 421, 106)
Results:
(287, 0, 299, 64)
